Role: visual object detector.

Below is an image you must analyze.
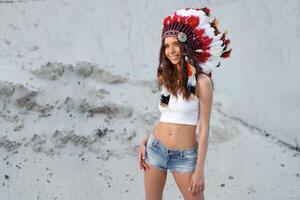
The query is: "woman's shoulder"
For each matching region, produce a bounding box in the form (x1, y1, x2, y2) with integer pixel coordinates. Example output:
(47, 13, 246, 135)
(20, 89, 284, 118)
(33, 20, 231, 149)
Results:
(195, 73, 213, 97)
(196, 74, 212, 87)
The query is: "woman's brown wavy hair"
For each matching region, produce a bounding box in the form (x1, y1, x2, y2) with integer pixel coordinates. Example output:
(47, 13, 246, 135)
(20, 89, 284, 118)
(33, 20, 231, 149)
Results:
(157, 38, 214, 100)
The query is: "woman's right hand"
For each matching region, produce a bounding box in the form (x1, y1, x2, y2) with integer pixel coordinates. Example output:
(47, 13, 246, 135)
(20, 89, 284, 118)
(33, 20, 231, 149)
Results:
(138, 138, 150, 171)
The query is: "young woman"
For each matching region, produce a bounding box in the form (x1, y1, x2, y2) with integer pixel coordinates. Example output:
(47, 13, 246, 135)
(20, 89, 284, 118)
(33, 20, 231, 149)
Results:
(138, 8, 231, 200)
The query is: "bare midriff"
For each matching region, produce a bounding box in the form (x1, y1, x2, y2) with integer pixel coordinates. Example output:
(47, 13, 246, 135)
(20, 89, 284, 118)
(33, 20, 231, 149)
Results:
(153, 122, 197, 149)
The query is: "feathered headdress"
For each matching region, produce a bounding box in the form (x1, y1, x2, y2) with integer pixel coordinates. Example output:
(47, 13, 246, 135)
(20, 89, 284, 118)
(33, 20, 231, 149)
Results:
(162, 7, 231, 74)
(161, 7, 232, 97)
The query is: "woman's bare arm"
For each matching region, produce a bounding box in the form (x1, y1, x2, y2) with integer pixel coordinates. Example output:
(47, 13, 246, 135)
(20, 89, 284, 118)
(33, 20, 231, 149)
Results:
(195, 74, 213, 173)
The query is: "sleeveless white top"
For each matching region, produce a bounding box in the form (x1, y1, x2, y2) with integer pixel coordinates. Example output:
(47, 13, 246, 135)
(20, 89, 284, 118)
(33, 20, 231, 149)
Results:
(158, 86, 199, 125)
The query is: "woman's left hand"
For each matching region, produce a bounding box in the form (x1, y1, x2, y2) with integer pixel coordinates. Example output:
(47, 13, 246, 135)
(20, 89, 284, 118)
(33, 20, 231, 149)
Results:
(188, 171, 205, 195)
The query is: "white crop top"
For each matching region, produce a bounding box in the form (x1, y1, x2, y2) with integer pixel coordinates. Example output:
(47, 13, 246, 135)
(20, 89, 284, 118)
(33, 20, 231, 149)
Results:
(158, 87, 200, 125)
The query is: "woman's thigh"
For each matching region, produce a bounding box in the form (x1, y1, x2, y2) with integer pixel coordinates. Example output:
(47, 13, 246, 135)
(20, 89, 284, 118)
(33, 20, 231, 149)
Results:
(172, 172, 204, 200)
(144, 164, 167, 200)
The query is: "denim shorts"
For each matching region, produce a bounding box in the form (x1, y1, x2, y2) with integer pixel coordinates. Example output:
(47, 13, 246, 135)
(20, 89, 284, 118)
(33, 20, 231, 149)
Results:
(145, 134, 198, 173)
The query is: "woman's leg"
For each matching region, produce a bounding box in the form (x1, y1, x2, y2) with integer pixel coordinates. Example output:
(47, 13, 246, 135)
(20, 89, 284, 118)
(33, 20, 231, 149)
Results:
(144, 164, 167, 200)
(172, 172, 204, 200)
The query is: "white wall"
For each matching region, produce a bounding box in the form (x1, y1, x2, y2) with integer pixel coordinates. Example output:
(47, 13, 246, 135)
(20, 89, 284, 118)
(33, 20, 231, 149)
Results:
(0, 0, 299, 145)
(212, 0, 300, 145)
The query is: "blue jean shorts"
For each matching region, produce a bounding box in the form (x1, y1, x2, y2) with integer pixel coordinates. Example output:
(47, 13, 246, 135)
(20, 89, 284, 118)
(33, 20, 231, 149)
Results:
(145, 134, 198, 173)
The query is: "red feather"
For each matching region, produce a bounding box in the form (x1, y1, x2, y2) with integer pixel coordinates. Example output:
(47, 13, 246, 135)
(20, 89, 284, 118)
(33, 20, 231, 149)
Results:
(211, 18, 217, 28)
(186, 62, 193, 76)
(179, 16, 187, 23)
(224, 39, 231, 46)
(194, 28, 205, 37)
(220, 32, 226, 41)
(163, 16, 172, 25)
(172, 15, 178, 23)
(201, 7, 211, 16)
(199, 51, 211, 62)
(187, 16, 199, 29)
(200, 36, 213, 46)
(221, 49, 232, 58)
(200, 44, 210, 51)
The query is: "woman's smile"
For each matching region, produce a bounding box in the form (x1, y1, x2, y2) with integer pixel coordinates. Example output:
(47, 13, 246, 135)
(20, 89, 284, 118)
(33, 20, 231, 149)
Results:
(164, 36, 182, 66)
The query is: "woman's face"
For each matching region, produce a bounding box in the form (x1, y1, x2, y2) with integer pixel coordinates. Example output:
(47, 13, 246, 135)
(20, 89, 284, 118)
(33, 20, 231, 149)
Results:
(164, 36, 182, 66)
